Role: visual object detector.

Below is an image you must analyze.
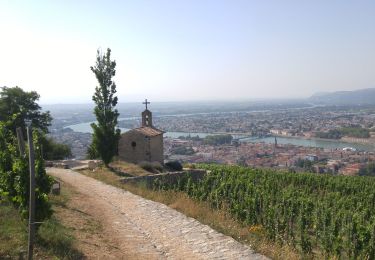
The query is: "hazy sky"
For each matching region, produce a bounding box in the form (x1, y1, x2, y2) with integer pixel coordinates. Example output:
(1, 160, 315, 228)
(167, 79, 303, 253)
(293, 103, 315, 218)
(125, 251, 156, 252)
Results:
(1, 1, 375, 104)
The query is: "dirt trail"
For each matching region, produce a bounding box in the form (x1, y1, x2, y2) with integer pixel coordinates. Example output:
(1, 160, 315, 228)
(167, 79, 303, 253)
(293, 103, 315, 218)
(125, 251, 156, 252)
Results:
(47, 168, 267, 260)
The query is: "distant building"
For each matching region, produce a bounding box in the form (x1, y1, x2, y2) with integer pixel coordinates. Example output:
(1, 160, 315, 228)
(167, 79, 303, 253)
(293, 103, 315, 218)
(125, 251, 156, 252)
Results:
(270, 129, 282, 135)
(118, 99, 165, 164)
(304, 154, 318, 162)
(343, 147, 357, 152)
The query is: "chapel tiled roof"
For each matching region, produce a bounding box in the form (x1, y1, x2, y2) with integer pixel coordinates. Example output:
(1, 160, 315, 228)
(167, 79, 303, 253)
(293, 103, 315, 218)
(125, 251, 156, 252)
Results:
(132, 126, 164, 137)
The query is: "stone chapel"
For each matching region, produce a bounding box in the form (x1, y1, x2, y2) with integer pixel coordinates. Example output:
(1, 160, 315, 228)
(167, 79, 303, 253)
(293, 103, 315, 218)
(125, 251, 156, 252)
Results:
(118, 99, 164, 164)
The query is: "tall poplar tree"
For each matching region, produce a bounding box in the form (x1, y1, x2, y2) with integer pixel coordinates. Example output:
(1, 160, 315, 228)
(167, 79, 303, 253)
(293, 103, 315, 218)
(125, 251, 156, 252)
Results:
(88, 48, 120, 165)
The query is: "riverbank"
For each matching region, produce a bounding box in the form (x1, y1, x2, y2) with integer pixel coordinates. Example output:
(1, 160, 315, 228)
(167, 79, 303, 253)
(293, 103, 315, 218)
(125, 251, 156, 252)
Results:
(270, 134, 375, 150)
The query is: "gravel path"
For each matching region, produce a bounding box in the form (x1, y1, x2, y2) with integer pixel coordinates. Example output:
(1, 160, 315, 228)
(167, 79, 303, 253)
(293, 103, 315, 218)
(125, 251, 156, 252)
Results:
(47, 168, 267, 260)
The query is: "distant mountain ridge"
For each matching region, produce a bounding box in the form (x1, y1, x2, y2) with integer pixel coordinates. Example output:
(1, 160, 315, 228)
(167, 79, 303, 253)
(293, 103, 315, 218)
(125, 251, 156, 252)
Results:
(309, 88, 375, 105)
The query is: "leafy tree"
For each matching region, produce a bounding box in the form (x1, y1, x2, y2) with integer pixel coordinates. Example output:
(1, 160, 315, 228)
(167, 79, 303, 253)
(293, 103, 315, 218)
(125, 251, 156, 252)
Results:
(204, 134, 233, 145)
(0, 87, 54, 224)
(0, 86, 52, 134)
(40, 136, 72, 160)
(295, 158, 314, 171)
(88, 48, 121, 165)
(359, 162, 375, 176)
(236, 156, 248, 167)
(341, 127, 370, 138)
(315, 129, 342, 139)
(316, 127, 370, 139)
(0, 86, 70, 160)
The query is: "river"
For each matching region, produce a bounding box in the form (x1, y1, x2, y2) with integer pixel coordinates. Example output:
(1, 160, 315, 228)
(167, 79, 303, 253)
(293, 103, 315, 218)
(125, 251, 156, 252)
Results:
(65, 121, 211, 138)
(65, 122, 375, 151)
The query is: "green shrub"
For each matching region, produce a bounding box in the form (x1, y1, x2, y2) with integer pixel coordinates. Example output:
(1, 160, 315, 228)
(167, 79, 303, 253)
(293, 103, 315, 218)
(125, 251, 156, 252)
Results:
(41, 137, 72, 160)
(165, 161, 183, 171)
(0, 123, 53, 223)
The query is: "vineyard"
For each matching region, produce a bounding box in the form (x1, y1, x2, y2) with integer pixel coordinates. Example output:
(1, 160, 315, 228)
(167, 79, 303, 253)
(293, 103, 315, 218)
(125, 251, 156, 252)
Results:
(153, 164, 375, 258)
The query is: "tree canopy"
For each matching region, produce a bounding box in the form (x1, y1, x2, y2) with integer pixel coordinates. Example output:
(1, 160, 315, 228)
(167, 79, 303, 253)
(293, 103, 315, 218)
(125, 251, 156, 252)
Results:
(0, 86, 71, 160)
(40, 136, 72, 160)
(203, 134, 233, 145)
(0, 86, 52, 134)
(315, 127, 370, 139)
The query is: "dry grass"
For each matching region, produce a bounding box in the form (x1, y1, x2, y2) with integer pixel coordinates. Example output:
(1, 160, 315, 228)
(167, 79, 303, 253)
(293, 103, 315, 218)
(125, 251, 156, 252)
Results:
(0, 200, 27, 258)
(109, 160, 152, 176)
(80, 167, 124, 187)
(79, 167, 301, 259)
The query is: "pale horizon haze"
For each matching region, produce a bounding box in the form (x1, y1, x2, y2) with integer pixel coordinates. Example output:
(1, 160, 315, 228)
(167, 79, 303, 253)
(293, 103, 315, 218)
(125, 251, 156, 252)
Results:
(1, 1, 375, 104)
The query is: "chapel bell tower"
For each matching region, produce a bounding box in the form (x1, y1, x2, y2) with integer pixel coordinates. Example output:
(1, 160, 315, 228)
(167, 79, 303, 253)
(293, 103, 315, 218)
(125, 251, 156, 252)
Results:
(141, 99, 153, 127)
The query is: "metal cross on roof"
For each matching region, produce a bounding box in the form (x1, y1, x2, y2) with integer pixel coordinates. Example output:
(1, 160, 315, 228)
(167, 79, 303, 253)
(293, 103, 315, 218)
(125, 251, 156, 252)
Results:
(142, 99, 150, 110)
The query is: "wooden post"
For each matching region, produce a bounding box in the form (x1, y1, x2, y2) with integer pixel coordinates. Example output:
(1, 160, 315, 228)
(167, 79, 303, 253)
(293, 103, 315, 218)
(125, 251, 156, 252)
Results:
(27, 126, 35, 260)
(41, 144, 44, 160)
(16, 127, 25, 157)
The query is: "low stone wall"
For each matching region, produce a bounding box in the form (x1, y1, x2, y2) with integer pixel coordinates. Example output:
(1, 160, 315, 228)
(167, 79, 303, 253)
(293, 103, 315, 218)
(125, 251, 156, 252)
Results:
(120, 169, 207, 188)
(45, 161, 69, 169)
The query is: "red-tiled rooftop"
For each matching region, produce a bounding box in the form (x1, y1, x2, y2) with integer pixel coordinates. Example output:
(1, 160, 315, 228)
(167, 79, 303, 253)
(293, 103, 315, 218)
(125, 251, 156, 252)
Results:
(132, 127, 164, 137)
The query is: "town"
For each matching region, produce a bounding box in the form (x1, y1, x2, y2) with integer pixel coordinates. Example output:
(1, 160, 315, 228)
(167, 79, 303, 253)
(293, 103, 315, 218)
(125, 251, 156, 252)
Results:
(48, 103, 375, 176)
(165, 136, 373, 175)
(119, 105, 375, 138)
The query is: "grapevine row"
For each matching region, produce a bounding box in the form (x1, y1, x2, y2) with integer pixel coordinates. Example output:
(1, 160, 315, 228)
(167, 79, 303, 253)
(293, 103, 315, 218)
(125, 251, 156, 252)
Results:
(153, 164, 375, 258)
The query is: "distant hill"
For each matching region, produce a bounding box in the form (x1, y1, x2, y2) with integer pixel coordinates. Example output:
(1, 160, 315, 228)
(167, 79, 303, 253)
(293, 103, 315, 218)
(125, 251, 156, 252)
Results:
(309, 88, 375, 105)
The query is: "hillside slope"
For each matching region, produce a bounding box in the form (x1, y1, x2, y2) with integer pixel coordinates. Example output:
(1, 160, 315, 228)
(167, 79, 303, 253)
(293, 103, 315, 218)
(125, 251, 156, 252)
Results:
(309, 88, 375, 105)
